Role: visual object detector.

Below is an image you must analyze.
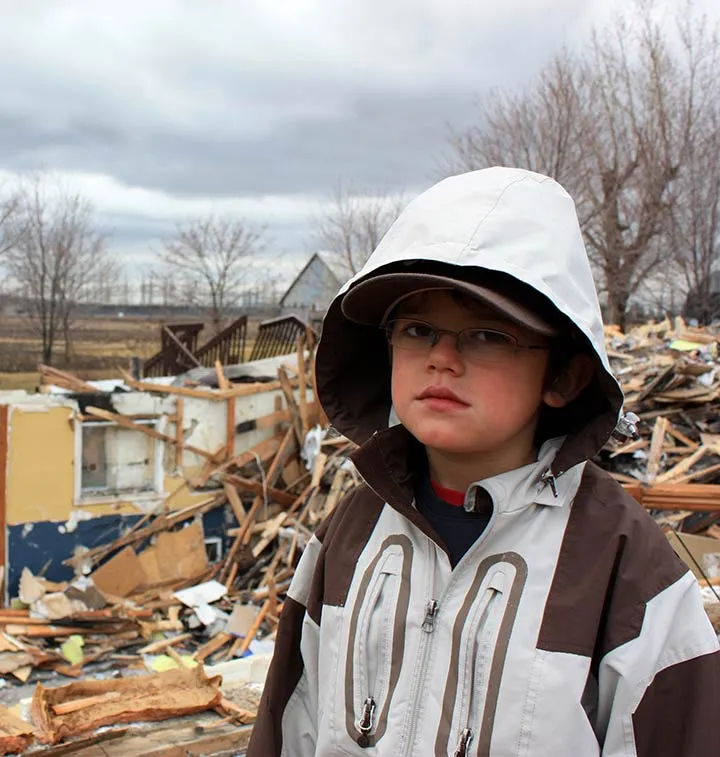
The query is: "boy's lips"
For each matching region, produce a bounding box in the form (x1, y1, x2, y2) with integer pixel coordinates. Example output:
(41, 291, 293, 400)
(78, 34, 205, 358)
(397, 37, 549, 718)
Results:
(417, 386, 470, 406)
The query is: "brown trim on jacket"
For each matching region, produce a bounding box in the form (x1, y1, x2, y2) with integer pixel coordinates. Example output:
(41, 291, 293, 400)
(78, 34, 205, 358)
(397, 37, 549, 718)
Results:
(632, 650, 720, 756)
(246, 595, 306, 757)
(309, 485, 386, 614)
(537, 462, 687, 671)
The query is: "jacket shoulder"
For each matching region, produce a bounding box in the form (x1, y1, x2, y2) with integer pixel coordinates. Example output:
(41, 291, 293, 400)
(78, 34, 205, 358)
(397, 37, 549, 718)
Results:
(538, 461, 689, 661)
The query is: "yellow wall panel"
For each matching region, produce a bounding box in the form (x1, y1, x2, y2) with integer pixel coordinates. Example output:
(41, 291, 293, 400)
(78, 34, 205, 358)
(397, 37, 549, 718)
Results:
(6, 407, 142, 525)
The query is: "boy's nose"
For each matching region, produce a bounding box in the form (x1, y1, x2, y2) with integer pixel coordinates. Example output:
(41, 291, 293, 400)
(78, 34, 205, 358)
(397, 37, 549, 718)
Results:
(426, 333, 464, 373)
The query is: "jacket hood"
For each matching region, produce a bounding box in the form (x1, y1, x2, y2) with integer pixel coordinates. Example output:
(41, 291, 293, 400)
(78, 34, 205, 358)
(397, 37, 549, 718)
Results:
(315, 167, 624, 475)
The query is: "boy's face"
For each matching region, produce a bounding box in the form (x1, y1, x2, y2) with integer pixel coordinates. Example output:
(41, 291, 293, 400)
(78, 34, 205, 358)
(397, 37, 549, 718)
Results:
(389, 290, 556, 471)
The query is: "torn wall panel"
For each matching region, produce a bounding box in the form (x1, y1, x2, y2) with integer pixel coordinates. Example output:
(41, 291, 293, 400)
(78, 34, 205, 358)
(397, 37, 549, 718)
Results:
(6, 508, 228, 597)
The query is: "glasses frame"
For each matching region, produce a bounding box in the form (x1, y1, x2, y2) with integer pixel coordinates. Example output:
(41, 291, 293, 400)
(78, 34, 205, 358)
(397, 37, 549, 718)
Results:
(384, 318, 551, 364)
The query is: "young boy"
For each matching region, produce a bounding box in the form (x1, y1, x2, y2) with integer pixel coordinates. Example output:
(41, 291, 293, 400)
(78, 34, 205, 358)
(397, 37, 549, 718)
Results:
(248, 168, 719, 756)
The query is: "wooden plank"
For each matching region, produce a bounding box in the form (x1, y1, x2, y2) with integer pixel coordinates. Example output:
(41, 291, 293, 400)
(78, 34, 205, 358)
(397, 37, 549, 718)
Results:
(654, 446, 709, 484)
(38, 364, 99, 393)
(193, 632, 232, 663)
(221, 427, 296, 583)
(665, 422, 699, 449)
(670, 461, 720, 486)
(225, 395, 236, 460)
(214, 360, 230, 391)
(223, 483, 246, 525)
(119, 372, 228, 401)
(84, 406, 217, 461)
(174, 398, 184, 470)
(53, 692, 122, 716)
(221, 473, 295, 508)
(278, 366, 303, 443)
(25, 727, 129, 755)
(162, 326, 202, 368)
(199, 434, 281, 487)
(137, 633, 192, 656)
(646, 417, 669, 482)
(297, 334, 309, 436)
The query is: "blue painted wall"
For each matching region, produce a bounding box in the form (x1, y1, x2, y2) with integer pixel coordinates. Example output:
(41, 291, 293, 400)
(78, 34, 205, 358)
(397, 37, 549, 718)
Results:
(7, 507, 232, 598)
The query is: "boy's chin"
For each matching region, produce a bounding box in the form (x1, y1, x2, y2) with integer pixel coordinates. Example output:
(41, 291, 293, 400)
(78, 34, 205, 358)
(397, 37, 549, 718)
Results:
(410, 428, 484, 455)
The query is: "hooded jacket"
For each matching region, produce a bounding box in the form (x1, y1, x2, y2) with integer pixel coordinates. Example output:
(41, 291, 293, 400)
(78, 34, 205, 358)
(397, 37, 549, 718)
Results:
(248, 168, 720, 757)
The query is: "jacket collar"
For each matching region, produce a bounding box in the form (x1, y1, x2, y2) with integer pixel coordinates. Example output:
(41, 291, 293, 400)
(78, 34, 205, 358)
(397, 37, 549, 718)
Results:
(466, 437, 584, 514)
(351, 426, 585, 515)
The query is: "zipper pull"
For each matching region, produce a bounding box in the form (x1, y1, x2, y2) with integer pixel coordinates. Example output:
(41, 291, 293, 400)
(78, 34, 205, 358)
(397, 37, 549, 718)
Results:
(422, 599, 439, 632)
(358, 696, 376, 735)
(454, 728, 474, 757)
(540, 468, 558, 497)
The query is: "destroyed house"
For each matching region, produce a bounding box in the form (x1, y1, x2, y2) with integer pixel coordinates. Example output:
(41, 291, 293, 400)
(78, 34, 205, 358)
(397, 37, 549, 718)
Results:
(0, 354, 312, 600)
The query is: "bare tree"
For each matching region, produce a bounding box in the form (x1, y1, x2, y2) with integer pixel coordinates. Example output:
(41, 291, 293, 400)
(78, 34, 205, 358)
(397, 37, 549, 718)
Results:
(667, 13, 720, 322)
(0, 184, 23, 257)
(160, 216, 264, 332)
(5, 174, 109, 365)
(444, 0, 718, 330)
(446, 50, 586, 188)
(313, 182, 404, 275)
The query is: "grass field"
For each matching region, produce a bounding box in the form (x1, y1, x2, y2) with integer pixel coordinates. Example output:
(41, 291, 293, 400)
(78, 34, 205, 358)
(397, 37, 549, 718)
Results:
(0, 315, 265, 392)
(0, 315, 165, 391)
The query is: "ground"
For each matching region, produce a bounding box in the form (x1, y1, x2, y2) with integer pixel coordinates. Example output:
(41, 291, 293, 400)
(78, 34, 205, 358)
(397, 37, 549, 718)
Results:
(0, 315, 161, 390)
(0, 315, 262, 391)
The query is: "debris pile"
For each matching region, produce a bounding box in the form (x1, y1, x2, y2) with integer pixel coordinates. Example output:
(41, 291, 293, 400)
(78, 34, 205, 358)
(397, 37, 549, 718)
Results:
(603, 318, 720, 507)
(0, 318, 718, 752)
(602, 317, 720, 624)
(0, 333, 359, 751)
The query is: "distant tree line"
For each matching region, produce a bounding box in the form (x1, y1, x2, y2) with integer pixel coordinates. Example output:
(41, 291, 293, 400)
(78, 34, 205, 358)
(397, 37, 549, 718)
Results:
(0, 174, 276, 365)
(1, 0, 718, 368)
(443, 0, 720, 329)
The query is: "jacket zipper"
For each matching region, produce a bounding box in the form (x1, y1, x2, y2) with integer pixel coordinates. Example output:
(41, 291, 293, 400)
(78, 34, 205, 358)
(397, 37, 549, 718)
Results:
(402, 594, 440, 754)
(453, 576, 505, 756)
(352, 553, 400, 745)
(421, 599, 439, 632)
(357, 696, 376, 746)
(454, 728, 474, 757)
(403, 506, 500, 755)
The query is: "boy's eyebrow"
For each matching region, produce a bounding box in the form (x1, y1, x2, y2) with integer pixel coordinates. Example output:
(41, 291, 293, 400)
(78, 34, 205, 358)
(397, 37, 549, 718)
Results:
(394, 312, 518, 327)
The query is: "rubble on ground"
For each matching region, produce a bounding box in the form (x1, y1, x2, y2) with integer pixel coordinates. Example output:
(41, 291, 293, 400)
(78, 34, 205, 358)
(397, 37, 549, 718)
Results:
(0, 319, 717, 752)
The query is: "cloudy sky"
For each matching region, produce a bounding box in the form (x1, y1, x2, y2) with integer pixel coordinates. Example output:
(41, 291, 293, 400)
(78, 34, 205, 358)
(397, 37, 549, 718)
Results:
(0, 0, 711, 291)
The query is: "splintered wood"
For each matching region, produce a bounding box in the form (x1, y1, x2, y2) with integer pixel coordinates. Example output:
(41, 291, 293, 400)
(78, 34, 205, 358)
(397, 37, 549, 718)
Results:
(0, 706, 34, 755)
(604, 317, 720, 542)
(10, 338, 355, 741)
(32, 666, 222, 745)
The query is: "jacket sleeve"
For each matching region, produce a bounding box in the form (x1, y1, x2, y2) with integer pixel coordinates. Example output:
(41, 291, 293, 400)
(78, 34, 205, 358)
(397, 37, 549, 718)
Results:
(246, 519, 328, 757)
(598, 570, 720, 756)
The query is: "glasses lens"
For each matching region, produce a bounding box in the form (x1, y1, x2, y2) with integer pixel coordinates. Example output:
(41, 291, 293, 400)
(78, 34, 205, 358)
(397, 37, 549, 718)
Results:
(461, 329, 517, 362)
(389, 319, 435, 350)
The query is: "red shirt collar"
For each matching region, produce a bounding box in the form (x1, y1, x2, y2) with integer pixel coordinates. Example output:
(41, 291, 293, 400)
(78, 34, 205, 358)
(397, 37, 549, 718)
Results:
(430, 480, 465, 507)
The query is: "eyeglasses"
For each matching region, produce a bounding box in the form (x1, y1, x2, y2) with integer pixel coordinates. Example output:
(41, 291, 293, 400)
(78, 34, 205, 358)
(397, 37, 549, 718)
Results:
(384, 318, 551, 364)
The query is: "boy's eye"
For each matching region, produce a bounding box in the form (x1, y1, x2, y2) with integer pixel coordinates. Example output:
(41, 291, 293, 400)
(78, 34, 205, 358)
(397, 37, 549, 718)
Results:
(466, 329, 515, 347)
(400, 321, 434, 340)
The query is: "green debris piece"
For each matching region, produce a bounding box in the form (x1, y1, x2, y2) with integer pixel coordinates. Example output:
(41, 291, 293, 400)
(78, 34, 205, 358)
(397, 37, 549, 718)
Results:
(669, 339, 704, 352)
(150, 655, 180, 672)
(60, 635, 85, 665)
(150, 654, 198, 673)
(10, 599, 28, 610)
